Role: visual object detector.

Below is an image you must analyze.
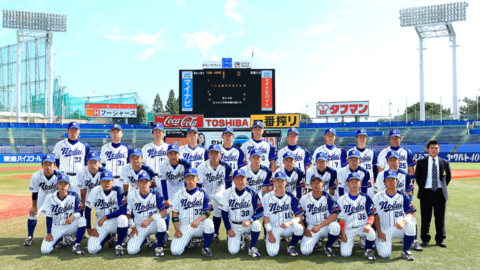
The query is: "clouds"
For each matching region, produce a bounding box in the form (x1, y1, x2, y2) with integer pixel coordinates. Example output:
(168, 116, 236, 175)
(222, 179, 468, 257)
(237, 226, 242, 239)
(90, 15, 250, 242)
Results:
(303, 23, 339, 35)
(243, 47, 294, 62)
(224, 0, 243, 25)
(183, 31, 226, 53)
(104, 29, 165, 60)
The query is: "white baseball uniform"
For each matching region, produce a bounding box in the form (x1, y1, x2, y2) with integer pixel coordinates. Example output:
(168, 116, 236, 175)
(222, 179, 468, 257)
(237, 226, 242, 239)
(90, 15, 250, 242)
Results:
(241, 139, 277, 168)
(159, 159, 191, 201)
(142, 141, 170, 194)
(337, 166, 372, 199)
(348, 146, 377, 184)
(273, 166, 305, 199)
(221, 145, 246, 171)
(377, 146, 416, 172)
(76, 166, 107, 198)
(311, 145, 347, 171)
(277, 145, 311, 172)
(121, 164, 155, 192)
(305, 166, 337, 193)
(244, 164, 272, 198)
(197, 160, 232, 218)
(179, 144, 208, 169)
(28, 170, 67, 221)
(100, 142, 131, 187)
(374, 168, 414, 194)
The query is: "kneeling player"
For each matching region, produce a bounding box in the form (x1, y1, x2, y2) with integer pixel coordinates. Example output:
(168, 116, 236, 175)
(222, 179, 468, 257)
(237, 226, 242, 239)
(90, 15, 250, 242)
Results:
(263, 171, 304, 257)
(170, 168, 214, 257)
(126, 172, 167, 257)
(338, 172, 376, 260)
(300, 174, 340, 257)
(40, 174, 86, 255)
(220, 169, 264, 257)
(84, 171, 128, 255)
(373, 170, 416, 261)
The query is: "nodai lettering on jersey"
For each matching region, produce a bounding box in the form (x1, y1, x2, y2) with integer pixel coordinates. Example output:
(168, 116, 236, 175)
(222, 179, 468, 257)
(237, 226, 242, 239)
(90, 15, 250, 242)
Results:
(269, 202, 290, 214)
(105, 151, 127, 161)
(180, 199, 202, 209)
(344, 204, 366, 216)
(95, 199, 116, 210)
(379, 201, 403, 212)
(229, 199, 250, 210)
(306, 204, 328, 215)
(204, 173, 225, 185)
(146, 149, 167, 158)
(52, 204, 75, 215)
(61, 148, 84, 157)
(183, 153, 204, 161)
(38, 182, 57, 191)
(166, 171, 184, 181)
(134, 202, 157, 214)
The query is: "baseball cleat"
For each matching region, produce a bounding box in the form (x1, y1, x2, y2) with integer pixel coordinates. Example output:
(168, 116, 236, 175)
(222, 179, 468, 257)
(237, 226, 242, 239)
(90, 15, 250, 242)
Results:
(72, 243, 84, 255)
(165, 231, 172, 241)
(144, 237, 153, 249)
(187, 239, 195, 249)
(402, 251, 415, 261)
(163, 235, 168, 248)
(202, 247, 212, 258)
(108, 236, 116, 248)
(314, 240, 323, 250)
(244, 233, 251, 241)
(23, 236, 34, 246)
(248, 247, 261, 257)
(155, 247, 165, 257)
(212, 234, 220, 244)
(115, 245, 124, 256)
(364, 249, 376, 260)
(359, 237, 366, 249)
(287, 246, 298, 257)
(323, 246, 335, 258)
(193, 238, 201, 248)
(332, 239, 340, 248)
(411, 240, 424, 251)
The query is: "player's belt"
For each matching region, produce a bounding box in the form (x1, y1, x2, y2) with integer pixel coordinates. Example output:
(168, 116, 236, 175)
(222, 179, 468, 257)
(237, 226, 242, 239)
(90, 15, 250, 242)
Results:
(113, 176, 120, 179)
(230, 220, 243, 225)
(66, 173, 76, 176)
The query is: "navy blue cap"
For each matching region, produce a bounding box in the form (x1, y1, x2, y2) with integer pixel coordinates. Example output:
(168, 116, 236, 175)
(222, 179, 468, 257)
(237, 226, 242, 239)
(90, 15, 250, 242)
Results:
(384, 170, 398, 180)
(138, 171, 151, 181)
(57, 174, 70, 183)
(184, 168, 198, 176)
(208, 144, 222, 152)
(310, 173, 324, 182)
(252, 121, 264, 129)
(68, 121, 80, 130)
(386, 150, 400, 160)
(249, 148, 262, 157)
(315, 152, 328, 161)
(287, 128, 299, 135)
(233, 169, 247, 178)
(356, 129, 368, 136)
(167, 144, 180, 154)
(347, 149, 361, 159)
(223, 127, 234, 135)
(87, 152, 100, 161)
(42, 154, 55, 163)
(130, 148, 143, 158)
(100, 171, 113, 181)
(324, 128, 336, 135)
(186, 127, 198, 134)
(346, 172, 361, 182)
(152, 122, 164, 131)
(283, 151, 295, 160)
(111, 124, 122, 131)
(274, 171, 287, 180)
(389, 129, 401, 137)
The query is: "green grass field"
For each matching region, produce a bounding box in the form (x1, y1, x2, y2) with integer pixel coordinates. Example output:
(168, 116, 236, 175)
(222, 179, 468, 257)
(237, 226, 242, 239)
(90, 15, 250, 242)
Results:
(0, 163, 479, 270)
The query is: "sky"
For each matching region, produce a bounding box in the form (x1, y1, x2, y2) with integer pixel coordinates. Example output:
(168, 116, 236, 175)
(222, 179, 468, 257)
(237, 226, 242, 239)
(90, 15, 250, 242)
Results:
(1, 0, 479, 120)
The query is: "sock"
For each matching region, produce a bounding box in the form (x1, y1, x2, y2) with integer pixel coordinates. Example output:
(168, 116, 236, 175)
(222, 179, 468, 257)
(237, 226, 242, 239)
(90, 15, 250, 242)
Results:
(288, 234, 302, 247)
(52, 238, 63, 249)
(403, 235, 415, 252)
(156, 231, 166, 248)
(203, 233, 214, 248)
(27, 219, 37, 237)
(325, 233, 337, 248)
(414, 225, 418, 240)
(213, 216, 222, 235)
(101, 234, 112, 247)
(250, 231, 260, 249)
(165, 212, 170, 231)
(365, 239, 375, 250)
(75, 227, 86, 244)
(116, 227, 128, 246)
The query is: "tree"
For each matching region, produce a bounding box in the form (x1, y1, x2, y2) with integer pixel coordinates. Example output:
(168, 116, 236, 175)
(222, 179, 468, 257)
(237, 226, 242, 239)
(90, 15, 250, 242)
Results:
(152, 94, 165, 114)
(165, 89, 179, 114)
(459, 96, 480, 120)
(400, 102, 452, 121)
(299, 113, 312, 124)
(137, 104, 146, 123)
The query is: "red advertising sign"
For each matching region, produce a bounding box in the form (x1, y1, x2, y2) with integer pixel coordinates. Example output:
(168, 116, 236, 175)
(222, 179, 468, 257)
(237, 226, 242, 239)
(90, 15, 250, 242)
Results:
(261, 70, 273, 111)
(316, 101, 369, 117)
(154, 115, 204, 128)
(85, 104, 137, 109)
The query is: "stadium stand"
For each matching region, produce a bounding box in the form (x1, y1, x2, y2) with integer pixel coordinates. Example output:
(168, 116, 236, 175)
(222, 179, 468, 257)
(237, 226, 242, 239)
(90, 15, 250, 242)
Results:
(435, 127, 466, 144)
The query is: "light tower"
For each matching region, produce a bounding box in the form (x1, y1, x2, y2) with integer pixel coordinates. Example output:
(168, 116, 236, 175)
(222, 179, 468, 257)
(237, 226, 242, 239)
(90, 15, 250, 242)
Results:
(2, 10, 67, 123)
(399, 2, 468, 121)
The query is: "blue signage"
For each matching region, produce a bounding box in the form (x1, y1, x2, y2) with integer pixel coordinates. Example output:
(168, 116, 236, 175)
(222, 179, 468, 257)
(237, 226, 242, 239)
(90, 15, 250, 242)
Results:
(181, 71, 193, 112)
(0, 154, 45, 163)
(414, 152, 480, 163)
(222, 58, 232, 68)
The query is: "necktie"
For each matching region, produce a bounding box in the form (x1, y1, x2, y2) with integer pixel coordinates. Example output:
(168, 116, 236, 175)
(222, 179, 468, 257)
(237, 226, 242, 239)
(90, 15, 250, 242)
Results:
(432, 159, 438, 191)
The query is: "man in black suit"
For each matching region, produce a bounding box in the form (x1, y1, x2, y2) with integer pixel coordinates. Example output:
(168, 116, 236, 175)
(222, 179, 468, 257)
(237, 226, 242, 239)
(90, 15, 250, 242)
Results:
(415, 140, 451, 248)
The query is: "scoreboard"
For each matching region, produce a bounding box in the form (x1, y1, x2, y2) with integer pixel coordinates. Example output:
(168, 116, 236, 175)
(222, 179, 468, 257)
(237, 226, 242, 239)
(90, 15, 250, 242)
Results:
(178, 69, 276, 117)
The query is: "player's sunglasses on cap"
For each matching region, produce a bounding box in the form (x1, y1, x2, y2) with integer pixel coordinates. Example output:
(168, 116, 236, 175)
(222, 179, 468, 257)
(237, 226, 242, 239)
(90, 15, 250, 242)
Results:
(389, 129, 401, 137)
(111, 124, 122, 131)
(68, 121, 80, 130)
(252, 121, 264, 129)
(186, 127, 198, 133)
(208, 144, 222, 152)
(249, 148, 262, 157)
(167, 144, 180, 153)
(324, 128, 336, 135)
(386, 150, 400, 160)
(185, 168, 198, 176)
(57, 174, 70, 183)
(100, 171, 114, 181)
(287, 128, 299, 135)
(274, 171, 287, 180)
(348, 149, 361, 159)
(138, 171, 151, 181)
(87, 152, 101, 161)
(233, 169, 247, 178)
(129, 148, 143, 158)
(356, 129, 368, 136)
(42, 154, 55, 163)
(316, 152, 328, 161)
(222, 127, 234, 135)
(152, 123, 164, 131)
(310, 173, 323, 182)
(283, 151, 295, 160)
(346, 172, 361, 182)
(384, 170, 398, 180)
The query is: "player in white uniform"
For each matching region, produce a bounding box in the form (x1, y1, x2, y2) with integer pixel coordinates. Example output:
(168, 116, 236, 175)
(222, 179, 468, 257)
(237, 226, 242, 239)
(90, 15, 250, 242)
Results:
(77, 152, 107, 206)
(159, 144, 192, 204)
(337, 149, 371, 199)
(241, 121, 277, 173)
(142, 123, 170, 196)
(24, 155, 67, 246)
(197, 144, 233, 243)
(170, 168, 215, 257)
(373, 170, 417, 261)
(243, 148, 273, 198)
(274, 151, 305, 199)
(121, 149, 155, 195)
(300, 174, 340, 257)
(221, 127, 246, 171)
(40, 174, 87, 255)
(337, 172, 376, 260)
(348, 129, 378, 194)
(220, 169, 264, 257)
(179, 127, 208, 169)
(263, 171, 304, 257)
(311, 128, 347, 171)
(100, 124, 132, 187)
(126, 172, 168, 257)
(84, 170, 128, 255)
(276, 128, 311, 172)
(305, 152, 337, 196)
(53, 121, 90, 198)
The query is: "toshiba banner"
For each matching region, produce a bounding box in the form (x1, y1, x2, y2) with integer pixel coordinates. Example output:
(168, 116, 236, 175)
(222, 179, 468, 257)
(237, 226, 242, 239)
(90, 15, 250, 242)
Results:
(203, 118, 250, 129)
(316, 101, 369, 117)
(154, 115, 204, 128)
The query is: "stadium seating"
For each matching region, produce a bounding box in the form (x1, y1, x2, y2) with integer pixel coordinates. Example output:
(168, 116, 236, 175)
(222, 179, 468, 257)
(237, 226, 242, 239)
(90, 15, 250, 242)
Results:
(435, 127, 465, 144)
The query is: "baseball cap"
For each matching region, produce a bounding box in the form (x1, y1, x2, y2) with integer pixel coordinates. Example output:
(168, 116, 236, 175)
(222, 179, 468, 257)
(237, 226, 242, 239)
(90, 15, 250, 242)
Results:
(167, 144, 180, 154)
(287, 128, 299, 135)
(384, 170, 398, 180)
(57, 174, 70, 183)
(233, 169, 247, 178)
(111, 124, 122, 131)
(385, 150, 400, 160)
(86, 152, 100, 161)
(222, 127, 234, 135)
(100, 171, 113, 181)
(310, 173, 323, 182)
(389, 129, 401, 137)
(316, 152, 328, 161)
(185, 168, 198, 176)
(346, 172, 361, 182)
(274, 171, 287, 180)
(347, 149, 361, 159)
(324, 128, 336, 136)
(208, 144, 222, 153)
(283, 151, 295, 160)
(42, 154, 55, 164)
(138, 171, 151, 181)
(249, 148, 262, 157)
(68, 121, 80, 130)
(129, 148, 143, 158)
(252, 121, 264, 129)
(152, 122, 164, 131)
(186, 127, 198, 134)
(356, 129, 368, 137)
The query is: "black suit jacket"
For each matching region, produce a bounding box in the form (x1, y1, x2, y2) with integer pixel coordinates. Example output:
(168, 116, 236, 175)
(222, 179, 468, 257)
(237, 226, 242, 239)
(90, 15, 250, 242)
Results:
(415, 156, 452, 201)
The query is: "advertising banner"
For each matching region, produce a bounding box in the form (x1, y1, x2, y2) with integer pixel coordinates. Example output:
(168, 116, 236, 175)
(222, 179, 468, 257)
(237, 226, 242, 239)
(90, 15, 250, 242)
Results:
(316, 101, 369, 117)
(181, 71, 193, 112)
(250, 114, 300, 128)
(154, 115, 204, 128)
(261, 70, 273, 111)
(85, 104, 137, 118)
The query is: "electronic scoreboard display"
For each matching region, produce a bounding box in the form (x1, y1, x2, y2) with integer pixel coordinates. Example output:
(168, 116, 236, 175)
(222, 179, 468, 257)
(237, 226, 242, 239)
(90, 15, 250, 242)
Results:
(178, 69, 275, 117)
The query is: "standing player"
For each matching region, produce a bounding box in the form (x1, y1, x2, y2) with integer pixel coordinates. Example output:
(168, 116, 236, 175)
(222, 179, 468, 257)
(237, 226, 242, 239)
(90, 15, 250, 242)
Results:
(24, 154, 67, 246)
(120, 148, 155, 195)
(300, 174, 340, 257)
(337, 149, 371, 199)
(197, 144, 232, 243)
(373, 170, 417, 261)
(53, 121, 90, 198)
(276, 128, 311, 172)
(305, 152, 337, 195)
(262, 171, 304, 257)
(77, 152, 106, 206)
(40, 174, 87, 255)
(100, 124, 132, 187)
(179, 127, 208, 169)
(311, 128, 347, 172)
(337, 172, 376, 260)
(244, 148, 272, 198)
(220, 169, 264, 257)
(274, 152, 305, 199)
(84, 171, 128, 256)
(241, 121, 277, 173)
(221, 127, 246, 171)
(142, 122, 170, 193)
(348, 129, 378, 194)
(170, 168, 215, 257)
(159, 144, 191, 204)
(126, 172, 168, 257)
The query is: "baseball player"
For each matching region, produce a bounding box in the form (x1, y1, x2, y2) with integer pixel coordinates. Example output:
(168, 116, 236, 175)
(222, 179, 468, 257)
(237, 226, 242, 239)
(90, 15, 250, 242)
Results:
(197, 144, 232, 243)
(84, 170, 128, 256)
(220, 169, 264, 257)
(305, 152, 337, 196)
(159, 144, 192, 204)
(170, 168, 215, 257)
(337, 149, 371, 199)
(221, 127, 246, 171)
(300, 174, 340, 257)
(244, 148, 272, 198)
(273, 151, 305, 199)
(77, 152, 106, 206)
(311, 128, 347, 171)
(373, 170, 417, 261)
(121, 148, 155, 195)
(40, 174, 87, 255)
(53, 121, 90, 198)
(348, 129, 378, 194)
(142, 122, 170, 197)
(337, 172, 376, 260)
(24, 154, 67, 246)
(276, 128, 311, 172)
(100, 124, 132, 187)
(241, 121, 277, 173)
(179, 127, 208, 169)
(126, 171, 167, 257)
(262, 171, 304, 257)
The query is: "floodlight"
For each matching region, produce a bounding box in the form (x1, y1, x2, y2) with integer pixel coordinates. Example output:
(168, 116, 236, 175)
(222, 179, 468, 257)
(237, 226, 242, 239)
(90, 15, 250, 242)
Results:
(2, 10, 67, 32)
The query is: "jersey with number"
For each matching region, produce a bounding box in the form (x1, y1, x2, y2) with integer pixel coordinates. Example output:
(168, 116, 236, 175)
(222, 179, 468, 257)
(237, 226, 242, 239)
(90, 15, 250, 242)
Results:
(241, 139, 277, 168)
(311, 145, 347, 171)
(273, 166, 305, 198)
(142, 142, 170, 175)
(277, 145, 311, 172)
(120, 164, 155, 190)
(100, 142, 131, 178)
(85, 185, 125, 219)
(305, 166, 337, 192)
(171, 187, 212, 225)
(244, 164, 272, 195)
(197, 160, 232, 197)
(337, 193, 376, 229)
(337, 166, 371, 197)
(77, 166, 107, 195)
(373, 190, 416, 231)
(158, 159, 191, 200)
(127, 188, 165, 225)
(262, 191, 302, 227)
(377, 147, 416, 172)
(374, 168, 413, 193)
(29, 170, 66, 199)
(348, 146, 377, 180)
(219, 186, 262, 223)
(41, 191, 81, 224)
(179, 144, 208, 169)
(221, 145, 246, 171)
(53, 139, 90, 174)
(300, 191, 340, 226)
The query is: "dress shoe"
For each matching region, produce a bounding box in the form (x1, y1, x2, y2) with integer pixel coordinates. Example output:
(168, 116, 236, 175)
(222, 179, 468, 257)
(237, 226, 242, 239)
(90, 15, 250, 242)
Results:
(421, 241, 429, 246)
(436, 242, 447, 248)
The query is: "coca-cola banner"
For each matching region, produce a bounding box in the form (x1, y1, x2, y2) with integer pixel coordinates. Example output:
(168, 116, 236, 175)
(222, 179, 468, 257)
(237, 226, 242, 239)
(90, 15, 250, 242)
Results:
(203, 118, 250, 129)
(154, 115, 204, 128)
